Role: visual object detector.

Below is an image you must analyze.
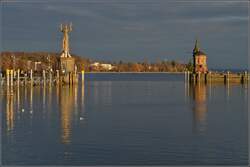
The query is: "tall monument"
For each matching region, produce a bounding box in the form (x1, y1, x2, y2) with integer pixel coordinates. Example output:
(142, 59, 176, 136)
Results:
(59, 23, 78, 84)
(60, 23, 72, 58)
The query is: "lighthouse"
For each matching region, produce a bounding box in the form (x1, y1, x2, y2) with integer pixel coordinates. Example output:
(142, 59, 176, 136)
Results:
(192, 39, 208, 74)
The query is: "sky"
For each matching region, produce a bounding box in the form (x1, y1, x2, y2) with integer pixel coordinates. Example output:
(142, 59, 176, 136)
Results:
(1, 0, 249, 69)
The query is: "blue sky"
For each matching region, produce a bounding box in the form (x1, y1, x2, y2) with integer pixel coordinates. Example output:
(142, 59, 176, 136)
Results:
(1, 0, 249, 69)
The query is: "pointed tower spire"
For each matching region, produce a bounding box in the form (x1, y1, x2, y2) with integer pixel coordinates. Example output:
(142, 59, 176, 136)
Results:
(193, 39, 200, 56)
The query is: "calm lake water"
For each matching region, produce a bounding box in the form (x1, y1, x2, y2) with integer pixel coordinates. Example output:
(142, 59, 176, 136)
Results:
(1, 73, 248, 165)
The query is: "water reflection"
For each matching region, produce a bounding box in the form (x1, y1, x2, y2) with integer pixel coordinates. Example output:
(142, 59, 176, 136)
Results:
(43, 84, 46, 112)
(2, 74, 248, 165)
(17, 85, 20, 114)
(59, 84, 82, 144)
(92, 81, 112, 105)
(6, 87, 14, 133)
(48, 84, 52, 112)
(29, 85, 33, 115)
(59, 86, 74, 144)
(189, 83, 208, 134)
(4, 83, 86, 145)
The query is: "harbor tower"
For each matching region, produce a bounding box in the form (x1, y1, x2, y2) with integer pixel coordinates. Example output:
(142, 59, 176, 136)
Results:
(59, 23, 78, 84)
(193, 40, 208, 74)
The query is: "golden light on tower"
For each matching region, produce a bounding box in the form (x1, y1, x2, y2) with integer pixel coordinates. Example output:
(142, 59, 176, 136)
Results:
(60, 23, 72, 58)
(59, 23, 78, 84)
(193, 39, 208, 74)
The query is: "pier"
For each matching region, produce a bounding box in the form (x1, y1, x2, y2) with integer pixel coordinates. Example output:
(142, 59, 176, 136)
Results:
(185, 40, 249, 85)
(184, 71, 249, 84)
(0, 69, 85, 87)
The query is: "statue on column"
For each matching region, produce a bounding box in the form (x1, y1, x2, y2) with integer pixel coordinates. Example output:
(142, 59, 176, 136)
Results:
(59, 23, 78, 84)
(60, 23, 72, 58)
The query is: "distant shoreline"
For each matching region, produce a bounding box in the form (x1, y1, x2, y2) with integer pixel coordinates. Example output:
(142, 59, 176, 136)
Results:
(84, 71, 185, 74)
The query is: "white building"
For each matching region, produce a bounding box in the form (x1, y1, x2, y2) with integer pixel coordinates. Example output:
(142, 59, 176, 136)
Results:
(90, 62, 114, 71)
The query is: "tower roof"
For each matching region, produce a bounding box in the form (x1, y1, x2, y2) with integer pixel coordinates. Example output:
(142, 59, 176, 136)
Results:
(195, 50, 206, 56)
(193, 39, 199, 53)
(193, 39, 206, 56)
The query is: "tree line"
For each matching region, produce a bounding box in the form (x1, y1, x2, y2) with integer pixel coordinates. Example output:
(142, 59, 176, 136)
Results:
(0, 51, 192, 73)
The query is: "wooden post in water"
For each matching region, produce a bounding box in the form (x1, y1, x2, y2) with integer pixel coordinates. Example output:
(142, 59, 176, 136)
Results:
(49, 71, 52, 85)
(241, 73, 244, 84)
(198, 72, 201, 83)
(227, 71, 230, 84)
(74, 67, 78, 84)
(71, 72, 73, 85)
(56, 70, 60, 84)
(244, 71, 248, 84)
(184, 71, 187, 82)
(17, 69, 20, 85)
(30, 69, 33, 85)
(205, 73, 207, 84)
(209, 71, 212, 84)
(193, 73, 196, 84)
(0, 72, 2, 85)
(43, 70, 46, 84)
(6, 69, 10, 86)
(82, 70, 85, 83)
(24, 73, 27, 85)
(14, 70, 16, 81)
(10, 70, 14, 87)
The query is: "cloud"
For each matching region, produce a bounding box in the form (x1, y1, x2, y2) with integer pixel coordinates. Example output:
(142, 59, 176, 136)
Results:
(2, 0, 248, 68)
(181, 15, 248, 24)
(45, 5, 100, 18)
(122, 24, 145, 31)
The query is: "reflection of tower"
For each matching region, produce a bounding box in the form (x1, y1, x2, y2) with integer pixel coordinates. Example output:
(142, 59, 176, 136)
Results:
(191, 83, 207, 133)
(59, 86, 74, 144)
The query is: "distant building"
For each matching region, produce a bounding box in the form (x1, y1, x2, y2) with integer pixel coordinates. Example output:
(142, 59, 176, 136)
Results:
(193, 40, 208, 73)
(34, 61, 42, 71)
(100, 64, 113, 70)
(90, 62, 100, 67)
(90, 62, 114, 71)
